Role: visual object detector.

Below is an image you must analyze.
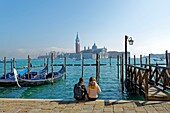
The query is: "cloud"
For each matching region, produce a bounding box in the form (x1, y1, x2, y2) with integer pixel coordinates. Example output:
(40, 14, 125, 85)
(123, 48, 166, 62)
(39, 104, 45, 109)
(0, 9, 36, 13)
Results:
(0, 47, 74, 59)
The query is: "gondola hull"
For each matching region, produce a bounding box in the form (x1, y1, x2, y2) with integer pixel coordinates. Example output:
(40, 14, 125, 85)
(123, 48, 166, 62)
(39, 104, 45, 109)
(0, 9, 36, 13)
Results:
(0, 66, 65, 87)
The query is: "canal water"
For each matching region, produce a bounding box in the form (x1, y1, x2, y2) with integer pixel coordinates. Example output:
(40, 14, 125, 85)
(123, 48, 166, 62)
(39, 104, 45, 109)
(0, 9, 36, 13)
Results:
(0, 58, 163, 100)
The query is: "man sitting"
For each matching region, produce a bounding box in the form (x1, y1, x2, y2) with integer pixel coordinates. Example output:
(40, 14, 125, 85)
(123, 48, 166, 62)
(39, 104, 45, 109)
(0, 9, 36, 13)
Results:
(74, 77, 87, 100)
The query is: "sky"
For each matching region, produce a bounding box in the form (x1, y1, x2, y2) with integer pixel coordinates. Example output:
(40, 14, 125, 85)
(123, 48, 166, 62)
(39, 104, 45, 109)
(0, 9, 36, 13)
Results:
(0, 0, 170, 59)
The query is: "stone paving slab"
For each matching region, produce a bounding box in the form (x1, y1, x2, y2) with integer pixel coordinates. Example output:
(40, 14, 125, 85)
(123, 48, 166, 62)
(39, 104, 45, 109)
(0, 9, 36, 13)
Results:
(0, 98, 170, 113)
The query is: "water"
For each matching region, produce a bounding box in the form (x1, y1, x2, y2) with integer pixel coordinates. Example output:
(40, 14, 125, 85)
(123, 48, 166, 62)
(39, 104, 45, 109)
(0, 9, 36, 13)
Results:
(0, 58, 163, 100)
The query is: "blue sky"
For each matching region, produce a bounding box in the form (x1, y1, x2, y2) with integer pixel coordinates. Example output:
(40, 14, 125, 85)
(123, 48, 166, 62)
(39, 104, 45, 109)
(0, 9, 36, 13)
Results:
(0, 0, 170, 59)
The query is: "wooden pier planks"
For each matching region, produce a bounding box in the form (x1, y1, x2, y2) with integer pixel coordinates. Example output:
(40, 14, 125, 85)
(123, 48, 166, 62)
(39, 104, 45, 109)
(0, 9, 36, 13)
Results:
(147, 85, 170, 100)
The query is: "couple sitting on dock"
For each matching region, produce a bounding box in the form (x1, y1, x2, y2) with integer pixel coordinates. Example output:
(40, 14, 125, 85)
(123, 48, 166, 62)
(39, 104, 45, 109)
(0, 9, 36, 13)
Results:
(73, 77, 101, 101)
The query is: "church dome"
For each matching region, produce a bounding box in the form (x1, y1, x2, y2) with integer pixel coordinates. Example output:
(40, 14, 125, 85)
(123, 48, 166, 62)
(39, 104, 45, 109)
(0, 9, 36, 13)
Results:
(92, 43, 97, 50)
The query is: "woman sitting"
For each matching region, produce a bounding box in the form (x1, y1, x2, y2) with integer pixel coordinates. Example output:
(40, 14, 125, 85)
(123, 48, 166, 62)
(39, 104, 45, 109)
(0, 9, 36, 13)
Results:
(87, 77, 101, 101)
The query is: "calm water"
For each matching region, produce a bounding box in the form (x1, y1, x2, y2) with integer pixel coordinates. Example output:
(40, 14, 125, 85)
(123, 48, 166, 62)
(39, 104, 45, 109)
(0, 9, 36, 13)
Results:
(0, 58, 164, 100)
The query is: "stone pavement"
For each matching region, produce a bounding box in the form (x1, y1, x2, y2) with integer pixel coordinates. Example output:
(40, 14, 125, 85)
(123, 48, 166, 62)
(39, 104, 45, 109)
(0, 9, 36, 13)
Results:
(0, 98, 170, 113)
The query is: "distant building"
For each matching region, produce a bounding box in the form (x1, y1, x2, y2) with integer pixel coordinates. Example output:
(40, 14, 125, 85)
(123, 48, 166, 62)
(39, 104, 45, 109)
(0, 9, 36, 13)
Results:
(37, 33, 131, 59)
(81, 43, 108, 59)
(75, 32, 80, 54)
(108, 51, 130, 58)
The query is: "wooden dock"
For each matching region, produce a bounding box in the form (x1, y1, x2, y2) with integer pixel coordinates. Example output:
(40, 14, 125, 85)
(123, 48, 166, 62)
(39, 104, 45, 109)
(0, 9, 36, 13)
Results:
(147, 85, 170, 100)
(125, 64, 170, 101)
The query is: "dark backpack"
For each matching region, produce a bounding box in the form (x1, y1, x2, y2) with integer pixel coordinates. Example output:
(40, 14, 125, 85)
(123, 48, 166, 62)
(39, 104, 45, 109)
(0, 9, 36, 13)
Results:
(74, 83, 83, 99)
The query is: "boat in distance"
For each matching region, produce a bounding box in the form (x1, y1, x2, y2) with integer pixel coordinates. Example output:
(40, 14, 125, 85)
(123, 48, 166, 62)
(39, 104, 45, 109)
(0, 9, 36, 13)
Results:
(0, 65, 65, 87)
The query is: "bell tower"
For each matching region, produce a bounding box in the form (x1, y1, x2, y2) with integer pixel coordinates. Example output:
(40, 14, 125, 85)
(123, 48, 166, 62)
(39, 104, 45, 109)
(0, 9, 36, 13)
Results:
(75, 32, 80, 53)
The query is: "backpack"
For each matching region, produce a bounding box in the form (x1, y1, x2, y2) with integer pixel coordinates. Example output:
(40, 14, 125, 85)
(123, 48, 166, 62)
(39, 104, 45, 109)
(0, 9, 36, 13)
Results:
(74, 83, 83, 99)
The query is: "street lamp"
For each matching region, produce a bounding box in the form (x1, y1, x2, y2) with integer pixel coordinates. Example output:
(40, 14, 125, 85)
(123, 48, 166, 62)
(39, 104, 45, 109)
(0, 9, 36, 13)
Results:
(125, 35, 134, 82)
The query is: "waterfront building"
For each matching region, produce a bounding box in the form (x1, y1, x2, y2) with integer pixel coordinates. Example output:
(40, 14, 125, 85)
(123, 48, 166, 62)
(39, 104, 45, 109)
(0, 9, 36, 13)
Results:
(81, 43, 108, 59)
(37, 33, 130, 59)
(108, 51, 130, 58)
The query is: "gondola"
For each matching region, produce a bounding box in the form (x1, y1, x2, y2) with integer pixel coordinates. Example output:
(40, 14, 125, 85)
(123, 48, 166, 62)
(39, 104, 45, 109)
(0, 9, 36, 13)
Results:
(0, 67, 30, 87)
(18, 65, 65, 86)
(0, 65, 65, 87)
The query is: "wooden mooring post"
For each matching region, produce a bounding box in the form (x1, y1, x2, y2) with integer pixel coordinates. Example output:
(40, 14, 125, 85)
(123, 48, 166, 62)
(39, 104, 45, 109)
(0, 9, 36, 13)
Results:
(44, 58, 46, 66)
(10, 59, 13, 72)
(110, 56, 111, 66)
(28, 55, 31, 79)
(47, 58, 49, 74)
(51, 53, 54, 84)
(149, 54, 151, 65)
(128, 56, 130, 64)
(82, 57, 84, 77)
(13, 58, 15, 68)
(4, 57, 6, 79)
(117, 55, 119, 79)
(96, 54, 100, 81)
(140, 55, 142, 67)
(121, 54, 124, 92)
(166, 50, 168, 67)
(64, 57, 66, 79)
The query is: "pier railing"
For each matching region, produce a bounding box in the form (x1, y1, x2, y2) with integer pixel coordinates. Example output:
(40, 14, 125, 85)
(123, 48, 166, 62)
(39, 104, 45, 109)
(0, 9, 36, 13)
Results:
(127, 64, 170, 100)
(142, 64, 170, 90)
(127, 64, 149, 98)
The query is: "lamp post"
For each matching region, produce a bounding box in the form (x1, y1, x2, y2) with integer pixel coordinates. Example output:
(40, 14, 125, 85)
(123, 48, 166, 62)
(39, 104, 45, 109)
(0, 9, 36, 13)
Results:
(125, 35, 134, 82)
